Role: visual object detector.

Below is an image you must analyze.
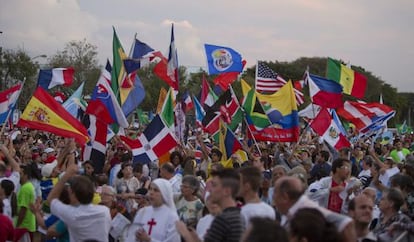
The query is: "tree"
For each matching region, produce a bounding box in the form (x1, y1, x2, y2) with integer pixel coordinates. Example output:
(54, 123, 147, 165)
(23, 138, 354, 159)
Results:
(0, 48, 39, 108)
(48, 39, 101, 95)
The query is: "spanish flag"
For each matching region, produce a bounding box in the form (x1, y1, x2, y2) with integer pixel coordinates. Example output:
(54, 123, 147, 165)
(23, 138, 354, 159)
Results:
(17, 87, 88, 146)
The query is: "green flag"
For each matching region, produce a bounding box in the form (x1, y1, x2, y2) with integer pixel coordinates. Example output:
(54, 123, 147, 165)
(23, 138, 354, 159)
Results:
(111, 27, 127, 102)
(160, 88, 175, 128)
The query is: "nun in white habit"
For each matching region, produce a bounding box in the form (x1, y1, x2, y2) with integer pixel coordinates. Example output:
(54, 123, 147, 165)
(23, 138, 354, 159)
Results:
(126, 178, 180, 242)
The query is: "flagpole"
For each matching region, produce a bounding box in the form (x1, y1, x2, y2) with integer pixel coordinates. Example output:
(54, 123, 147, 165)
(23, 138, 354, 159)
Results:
(0, 78, 26, 137)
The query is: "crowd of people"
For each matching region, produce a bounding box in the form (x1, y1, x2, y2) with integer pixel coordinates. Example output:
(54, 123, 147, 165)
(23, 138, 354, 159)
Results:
(1, 126, 414, 242)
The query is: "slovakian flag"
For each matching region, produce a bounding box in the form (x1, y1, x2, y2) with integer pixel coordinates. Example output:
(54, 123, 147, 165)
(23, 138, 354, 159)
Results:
(17, 87, 88, 146)
(120, 115, 178, 164)
(37, 67, 74, 90)
(310, 108, 350, 150)
(0, 84, 22, 125)
(88, 61, 129, 128)
(308, 73, 343, 108)
(204, 44, 243, 75)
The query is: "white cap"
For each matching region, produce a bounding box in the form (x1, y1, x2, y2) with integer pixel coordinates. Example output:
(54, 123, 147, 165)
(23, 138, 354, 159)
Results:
(41, 160, 58, 177)
(44, 147, 55, 153)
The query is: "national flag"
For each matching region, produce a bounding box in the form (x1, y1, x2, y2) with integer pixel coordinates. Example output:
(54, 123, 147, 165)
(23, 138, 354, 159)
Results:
(53, 91, 66, 103)
(62, 82, 84, 118)
(193, 96, 205, 127)
(182, 90, 194, 112)
(88, 62, 129, 128)
(167, 24, 179, 89)
(120, 115, 178, 164)
(200, 76, 218, 108)
(397, 121, 408, 135)
(308, 73, 343, 108)
(0, 84, 22, 125)
(121, 75, 145, 117)
(136, 108, 149, 125)
(255, 62, 304, 105)
(160, 88, 175, 128)
(204, 44, 243, 75)
(37, 67, 74, 90)
(336, 101, 395, 131)
(202, 89, 242, 135)
(213, 60, 246, 91)
(311, 108, 350, 150)
(242, 88, 272, 131)
(82, 114, 108, 173)
(156, 87, 168, 114)
(218, 122, 243, 161)
(327, 58, 367, 98)
(253, 81, 300, 142)
(111, 27, 127, 101)
(17, 87, 88, 145)
(298, 103, 322, 120)
(153, 54, 179, 91)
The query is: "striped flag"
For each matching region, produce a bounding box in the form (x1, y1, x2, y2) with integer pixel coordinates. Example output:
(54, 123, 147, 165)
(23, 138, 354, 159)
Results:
(255, 62, 304, 105)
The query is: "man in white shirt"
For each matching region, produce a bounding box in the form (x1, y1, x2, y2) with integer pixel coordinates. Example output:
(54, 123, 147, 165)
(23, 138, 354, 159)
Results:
(47, 163, 111, 242)
(159, 162, 182, 197)
(239, 166, 275, 223)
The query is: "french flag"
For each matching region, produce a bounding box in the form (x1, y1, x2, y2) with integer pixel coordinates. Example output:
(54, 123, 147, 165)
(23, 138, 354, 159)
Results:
(308, 74, 343, 108)
(37, 67, 74, 90)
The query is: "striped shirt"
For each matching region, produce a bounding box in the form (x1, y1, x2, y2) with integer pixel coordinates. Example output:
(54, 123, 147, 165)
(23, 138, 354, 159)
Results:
(204, 207, 244, 242)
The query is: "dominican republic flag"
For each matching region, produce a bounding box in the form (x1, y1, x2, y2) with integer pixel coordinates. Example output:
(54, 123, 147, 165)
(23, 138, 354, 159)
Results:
(37, 67, 74, 90)
(308, 73, 343, 108)
(310, 108, 350, 150)
(0, 84, 22, 124)
(120, 115, 178, 164)
(82, 114, 108, 173)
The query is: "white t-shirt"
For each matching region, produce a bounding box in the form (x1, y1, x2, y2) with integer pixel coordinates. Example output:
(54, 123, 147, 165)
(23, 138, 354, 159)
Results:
(0, 171, 20, 192)
(241, 201, 276, 223)
(51, 199, 111, 242)
(125, 204, 180, 242)
(196, 214, 215, 241)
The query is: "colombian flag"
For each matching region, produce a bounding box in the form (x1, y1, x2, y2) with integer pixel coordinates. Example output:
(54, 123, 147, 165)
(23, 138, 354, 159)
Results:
(17, 87, 88, 146)
(251, 81, 300, 142)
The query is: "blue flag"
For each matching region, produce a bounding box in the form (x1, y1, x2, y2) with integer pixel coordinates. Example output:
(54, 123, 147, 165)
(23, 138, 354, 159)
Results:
(204, 44, 243, 75)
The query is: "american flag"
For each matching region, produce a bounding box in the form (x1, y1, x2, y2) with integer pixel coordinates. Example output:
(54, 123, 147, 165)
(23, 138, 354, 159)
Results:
(255, 62, 304, 106)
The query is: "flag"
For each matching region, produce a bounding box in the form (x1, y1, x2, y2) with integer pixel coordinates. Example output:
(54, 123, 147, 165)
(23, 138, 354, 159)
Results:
(336, 101, 395, 131)
(182, 90, 194, 112)
(88, 62, 129, 128)
(153, 54, 179, 91)
(213, 60, 247, 91)
(200, 76, 218, 108)
(0, 84, 22, 124)
(37, 67, 74, 90)
(167, 24, 179, 89)
(202, 89, 242, 134)
(242, 88, 272, 131)
(53, 91, 66, 103)
(62, 82, 84, 118)
(204, 44, 243, 75)
(17, 87, 88, 145)
(160, 88, 175, 128)
(327, 58, 367, 98)
(121, 75, 145, 117)
(255, 62, 304, 105)
(308, 73, 343, 108)
(218, 122, 243, 160)
(156, 87, 168, 114)
(193, 96, 205, 127)
(298, 103, 322, 120)
(120, 115, 178, 164)
(82, 114, 108, 173)
(136, 108, 149, 125)
(111, 27, 127, 100)
(397, 121, 408, 135)
(311, 108, 350, 150)
(253, 81, 300, 142)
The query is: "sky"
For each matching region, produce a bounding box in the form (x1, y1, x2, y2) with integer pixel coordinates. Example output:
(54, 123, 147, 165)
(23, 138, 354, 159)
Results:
(1, 0, 413, 93)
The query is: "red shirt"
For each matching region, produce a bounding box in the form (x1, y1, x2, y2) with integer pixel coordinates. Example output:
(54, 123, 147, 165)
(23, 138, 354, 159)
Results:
(0, 215, 14, 242)
(327, 179, 345, 213)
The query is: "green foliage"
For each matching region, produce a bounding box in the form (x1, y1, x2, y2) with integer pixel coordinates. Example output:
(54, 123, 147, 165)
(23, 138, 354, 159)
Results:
(0, 48, 38, 108)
